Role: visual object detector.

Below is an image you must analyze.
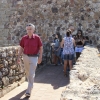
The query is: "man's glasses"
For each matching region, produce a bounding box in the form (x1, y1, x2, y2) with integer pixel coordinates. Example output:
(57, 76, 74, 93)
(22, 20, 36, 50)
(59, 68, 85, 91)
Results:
(26, 24, 32, 26)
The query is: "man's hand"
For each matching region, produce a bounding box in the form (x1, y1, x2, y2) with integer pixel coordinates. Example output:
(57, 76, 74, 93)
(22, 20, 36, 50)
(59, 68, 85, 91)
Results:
(38, 56, 42, 64)
(17, 56, 20, 64)
(38, 46, 43, 64)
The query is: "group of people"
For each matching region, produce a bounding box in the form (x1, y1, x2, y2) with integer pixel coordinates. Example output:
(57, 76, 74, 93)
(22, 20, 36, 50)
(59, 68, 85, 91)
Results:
(52, 28, 90, 76)
(17, 23, 89, 97)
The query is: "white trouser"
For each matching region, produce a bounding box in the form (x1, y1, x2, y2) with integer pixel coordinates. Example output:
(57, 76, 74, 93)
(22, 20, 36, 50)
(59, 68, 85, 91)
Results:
(22, 54, 38, 94)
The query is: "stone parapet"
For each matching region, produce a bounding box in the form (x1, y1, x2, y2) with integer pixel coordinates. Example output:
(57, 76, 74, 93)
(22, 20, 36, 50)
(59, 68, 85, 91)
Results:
(0, 46, 24, 90)
(0, 43, 51, 98)
(61, 45, 100, 100)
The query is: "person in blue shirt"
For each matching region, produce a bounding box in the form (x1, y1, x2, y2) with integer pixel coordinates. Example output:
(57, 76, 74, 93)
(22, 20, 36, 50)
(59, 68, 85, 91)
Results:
(53, 33, 62, 65)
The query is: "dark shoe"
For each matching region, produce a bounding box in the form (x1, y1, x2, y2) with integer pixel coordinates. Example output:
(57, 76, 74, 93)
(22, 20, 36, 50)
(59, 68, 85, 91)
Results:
(54, 64, 58, 66)
(25, 93, 30, 97)
(67, 68, 70, 71)
(64, 72, 67, 77)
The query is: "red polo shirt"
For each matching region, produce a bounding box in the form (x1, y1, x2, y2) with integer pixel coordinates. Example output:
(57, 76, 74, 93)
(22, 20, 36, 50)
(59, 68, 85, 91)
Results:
(20, 34, 42, 55)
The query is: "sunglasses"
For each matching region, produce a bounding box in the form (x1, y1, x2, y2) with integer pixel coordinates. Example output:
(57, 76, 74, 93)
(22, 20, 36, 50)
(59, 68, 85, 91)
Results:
(26, 24, 32, 26)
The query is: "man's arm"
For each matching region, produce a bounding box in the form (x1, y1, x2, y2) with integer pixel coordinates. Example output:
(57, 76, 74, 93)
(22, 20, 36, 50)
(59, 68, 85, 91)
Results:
(38, 46, 43, 64)
(17, 46, 23, 63)
(18, 46, 23, 57)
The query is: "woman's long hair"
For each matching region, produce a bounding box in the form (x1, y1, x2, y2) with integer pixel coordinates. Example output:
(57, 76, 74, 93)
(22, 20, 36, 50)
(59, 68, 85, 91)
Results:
(56, 32, 62, 42)
(76, 30, 83, 39)
(66, 29, 72, 37)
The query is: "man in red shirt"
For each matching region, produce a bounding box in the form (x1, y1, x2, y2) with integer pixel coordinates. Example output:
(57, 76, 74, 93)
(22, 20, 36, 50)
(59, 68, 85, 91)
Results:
(17, 23, 43, 97)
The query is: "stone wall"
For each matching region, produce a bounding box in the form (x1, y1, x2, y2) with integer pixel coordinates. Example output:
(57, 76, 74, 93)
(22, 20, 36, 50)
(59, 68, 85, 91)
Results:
(0, 46, 24, 89)
(0, 46, 25, 97)
(61, 45, 100, 100)
(0, 0, 100, 49)
(0, 43, 51, 97)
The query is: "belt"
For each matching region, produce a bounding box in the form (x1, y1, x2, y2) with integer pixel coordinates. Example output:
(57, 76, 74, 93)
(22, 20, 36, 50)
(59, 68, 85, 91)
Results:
(26, 54, 38, 57)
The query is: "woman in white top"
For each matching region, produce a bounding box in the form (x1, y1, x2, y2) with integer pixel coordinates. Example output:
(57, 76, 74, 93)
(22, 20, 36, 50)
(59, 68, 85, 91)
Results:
(61, 29, 76, 76)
